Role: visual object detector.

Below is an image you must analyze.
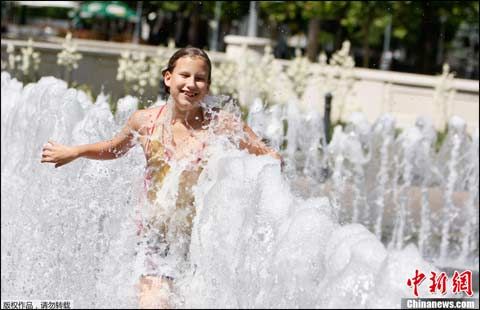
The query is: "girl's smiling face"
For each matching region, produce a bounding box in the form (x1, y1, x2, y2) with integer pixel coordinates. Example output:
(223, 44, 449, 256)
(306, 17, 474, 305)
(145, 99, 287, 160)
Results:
(163, 56, 210, 112)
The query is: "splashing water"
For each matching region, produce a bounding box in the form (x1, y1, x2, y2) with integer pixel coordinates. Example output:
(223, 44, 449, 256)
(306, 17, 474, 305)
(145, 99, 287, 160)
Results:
(275, 103, 478, 272)
(1, 73, 477, 308)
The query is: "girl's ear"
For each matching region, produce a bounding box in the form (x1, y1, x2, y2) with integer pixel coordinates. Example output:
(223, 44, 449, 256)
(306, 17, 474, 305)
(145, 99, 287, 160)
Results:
(164, 71, 172, 88)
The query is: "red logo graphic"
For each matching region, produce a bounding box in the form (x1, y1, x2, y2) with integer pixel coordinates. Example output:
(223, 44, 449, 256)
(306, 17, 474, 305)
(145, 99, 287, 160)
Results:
(407, 269, 426, 297)
(452, 270, 473, 297)
(407, 269, 473, 297)
(429, 271, 448, 295)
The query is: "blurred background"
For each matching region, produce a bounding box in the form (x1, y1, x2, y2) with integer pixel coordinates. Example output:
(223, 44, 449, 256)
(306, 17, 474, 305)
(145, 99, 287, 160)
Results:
(1, 1, 478, 78)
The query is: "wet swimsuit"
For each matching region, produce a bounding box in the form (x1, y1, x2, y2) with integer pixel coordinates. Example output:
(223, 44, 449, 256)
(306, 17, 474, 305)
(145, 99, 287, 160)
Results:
(138, 105, 206, 279)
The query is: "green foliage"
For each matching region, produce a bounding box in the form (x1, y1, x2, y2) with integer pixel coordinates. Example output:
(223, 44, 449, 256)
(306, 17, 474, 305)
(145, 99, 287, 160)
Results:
(257, 1, 478, 73)
(215, 2, 250, 22)
(145, 1, 249, 22)
(288, 1, 349, 23)
(341, 2, 391, 48)
(388, 1, 479, 59)
(392, 27, 407, 40)
(318, 32, 335, 47)
(158, 2, 183, 13)
(259, 1, 302, 24)
(14, 5, 70, 20)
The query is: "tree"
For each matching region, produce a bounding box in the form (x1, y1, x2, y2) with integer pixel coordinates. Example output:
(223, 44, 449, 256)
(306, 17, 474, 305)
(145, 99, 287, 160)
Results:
(302, 2, 347, 62)
(388, 1, 479, 75)
(260, 1, 347, 62)
(340, 1, 391, 68)
(143, 1, 249, 50)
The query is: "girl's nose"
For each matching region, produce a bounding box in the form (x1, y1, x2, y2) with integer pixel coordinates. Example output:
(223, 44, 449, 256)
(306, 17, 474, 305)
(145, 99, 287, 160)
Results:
(186, 77, 197, 88)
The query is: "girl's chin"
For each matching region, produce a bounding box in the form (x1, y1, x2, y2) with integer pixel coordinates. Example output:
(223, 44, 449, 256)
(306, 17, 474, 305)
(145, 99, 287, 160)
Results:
(176, 94, 202, 104)
(176, 98, 199, 111)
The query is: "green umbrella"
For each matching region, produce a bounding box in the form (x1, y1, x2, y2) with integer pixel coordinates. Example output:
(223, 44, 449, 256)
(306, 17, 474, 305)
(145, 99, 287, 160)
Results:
(78, 1, 137, 22)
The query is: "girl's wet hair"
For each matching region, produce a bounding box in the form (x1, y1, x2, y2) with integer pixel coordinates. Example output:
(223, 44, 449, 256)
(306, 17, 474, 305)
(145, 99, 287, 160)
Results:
(162, 47, 212, 94)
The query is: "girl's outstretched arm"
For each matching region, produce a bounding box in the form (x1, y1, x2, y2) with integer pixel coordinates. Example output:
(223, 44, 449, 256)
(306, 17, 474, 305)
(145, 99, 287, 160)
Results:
(240, 123, 282, 161)
(41, 111, 141, 168)
(214, 110, 282, 162)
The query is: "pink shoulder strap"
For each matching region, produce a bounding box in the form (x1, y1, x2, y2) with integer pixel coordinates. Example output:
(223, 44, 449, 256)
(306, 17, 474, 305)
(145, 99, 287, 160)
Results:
(145, 105, 166, 155)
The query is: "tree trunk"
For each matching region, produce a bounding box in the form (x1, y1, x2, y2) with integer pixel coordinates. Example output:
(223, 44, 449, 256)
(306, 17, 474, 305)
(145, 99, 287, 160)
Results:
(20, 6, 27, 25)
(334, 22, 344, 51)
(306, 17, 321, 62)
(334, 3, 349, 51)
(174, 13, 185, 46)
(362, 19, 370, 67)
(188, 3, 202, 47)
(219, 20, 231, 51)
(419, 2, 435, 74)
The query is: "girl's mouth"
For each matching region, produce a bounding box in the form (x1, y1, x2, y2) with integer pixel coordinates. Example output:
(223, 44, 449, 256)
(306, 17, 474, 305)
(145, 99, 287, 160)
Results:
(182, 91, 198, 98)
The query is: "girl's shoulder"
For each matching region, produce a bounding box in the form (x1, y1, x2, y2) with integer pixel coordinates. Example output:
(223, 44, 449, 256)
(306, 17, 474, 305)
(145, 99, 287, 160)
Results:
(143, 105, 168, 120)
(129, 106, 165, 132)
(143, 105, 165, 119)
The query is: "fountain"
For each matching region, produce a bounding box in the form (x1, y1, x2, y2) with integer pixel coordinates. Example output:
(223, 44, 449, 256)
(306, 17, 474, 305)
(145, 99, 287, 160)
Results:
(276, 104, 478, 271)
(1, 72, 478, 308)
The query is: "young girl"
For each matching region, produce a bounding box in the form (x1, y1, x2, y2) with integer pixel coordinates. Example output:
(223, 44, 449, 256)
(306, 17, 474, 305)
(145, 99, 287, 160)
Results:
(41, 47, 281, 308)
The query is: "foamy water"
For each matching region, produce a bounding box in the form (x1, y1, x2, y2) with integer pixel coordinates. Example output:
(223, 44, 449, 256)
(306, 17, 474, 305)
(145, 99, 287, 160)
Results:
(1, 73, 476, 308)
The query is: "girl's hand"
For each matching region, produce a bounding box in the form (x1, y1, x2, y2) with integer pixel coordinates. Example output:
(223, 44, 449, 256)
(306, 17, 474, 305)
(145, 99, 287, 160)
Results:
(41, 140, 78, 168)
